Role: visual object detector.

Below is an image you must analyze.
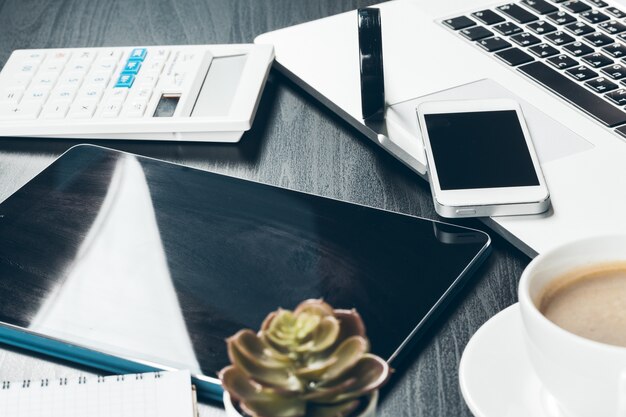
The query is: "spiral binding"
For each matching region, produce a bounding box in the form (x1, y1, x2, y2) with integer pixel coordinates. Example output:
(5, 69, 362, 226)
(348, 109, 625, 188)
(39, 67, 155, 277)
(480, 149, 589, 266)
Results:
(0, 371, 163, 390)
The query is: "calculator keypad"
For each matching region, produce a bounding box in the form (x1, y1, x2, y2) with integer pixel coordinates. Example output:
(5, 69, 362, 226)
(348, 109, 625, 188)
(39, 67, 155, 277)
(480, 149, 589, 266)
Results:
(0, 47, 182, 121)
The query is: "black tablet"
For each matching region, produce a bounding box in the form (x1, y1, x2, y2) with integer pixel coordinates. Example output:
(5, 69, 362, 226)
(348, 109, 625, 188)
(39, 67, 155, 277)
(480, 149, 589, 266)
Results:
(0, 145, 490, 399)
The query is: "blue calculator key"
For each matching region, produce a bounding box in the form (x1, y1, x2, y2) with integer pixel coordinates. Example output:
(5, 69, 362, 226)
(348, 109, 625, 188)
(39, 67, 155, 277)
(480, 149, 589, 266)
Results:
(128, 48, 147, 61)
(122, 60, 142, 74)
(114, 73, 135, 88)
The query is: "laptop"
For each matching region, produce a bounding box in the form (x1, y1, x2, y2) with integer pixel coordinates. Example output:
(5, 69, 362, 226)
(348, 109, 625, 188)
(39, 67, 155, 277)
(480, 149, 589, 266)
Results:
(254, 0, 626, 257)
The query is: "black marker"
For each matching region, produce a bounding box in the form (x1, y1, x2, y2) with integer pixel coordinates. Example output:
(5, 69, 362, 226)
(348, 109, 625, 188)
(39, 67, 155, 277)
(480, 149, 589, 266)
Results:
(358, 7, 385, 121)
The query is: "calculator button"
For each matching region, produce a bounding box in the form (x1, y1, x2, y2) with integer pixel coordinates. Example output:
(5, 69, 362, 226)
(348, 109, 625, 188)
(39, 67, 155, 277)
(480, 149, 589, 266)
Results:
(65, 60, 91, 73)
(32, 73, 58, 89)
(122, 60, 142, 74)
(114, 73, 135, 88)
(106, 88, 129, 101)
(50, 86, 77, 102)
(128, 48, 148, 61)
(10, 74, 33, 88)
(41, 101, 70, 119)
(17, 62, 39, 76)
(22, 87, 50, 103)
(153, 49, 170, 61)
(121, 100, 147, 117)
(135, 72, 159, 88)
(39, 62, 65, 75)
(100, 99, 124, 118)
(77, 86, 104, 102)
(0, 102, 42, 120)
(59, 72, 85, 88)
(92, 59, 118, 73)
(46, 51, 71, 64)
(0, 88, 24, 104)
(74, 50, 97, 64)
(143, 60, 165, 74)
(68, 100, 98, 119)
(84, 72, 111, 87)
(128, 87, 152, 101)
(22, 52, 45, 65)
(98, 49, 122, 61)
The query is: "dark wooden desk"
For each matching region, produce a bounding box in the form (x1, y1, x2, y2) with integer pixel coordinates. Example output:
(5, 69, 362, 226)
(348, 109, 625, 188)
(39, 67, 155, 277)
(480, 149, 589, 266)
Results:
(0, 0, 529, 415)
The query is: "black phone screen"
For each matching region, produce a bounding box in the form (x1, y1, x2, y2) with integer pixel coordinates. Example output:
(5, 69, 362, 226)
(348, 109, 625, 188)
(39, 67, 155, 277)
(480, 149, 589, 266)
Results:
(424, 110, 540, 190)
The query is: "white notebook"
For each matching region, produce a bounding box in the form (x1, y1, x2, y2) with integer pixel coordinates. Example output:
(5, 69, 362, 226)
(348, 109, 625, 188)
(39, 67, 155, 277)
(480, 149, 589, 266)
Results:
(0, 370, 197, 417)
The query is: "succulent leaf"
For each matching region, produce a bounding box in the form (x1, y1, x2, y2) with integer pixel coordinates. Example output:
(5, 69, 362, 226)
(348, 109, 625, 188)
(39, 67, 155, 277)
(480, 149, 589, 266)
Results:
(220, 300, 390, 417)
(228, 334, 303, 391)
(296, 336, 367, 381)
(307, 400, 361, 417)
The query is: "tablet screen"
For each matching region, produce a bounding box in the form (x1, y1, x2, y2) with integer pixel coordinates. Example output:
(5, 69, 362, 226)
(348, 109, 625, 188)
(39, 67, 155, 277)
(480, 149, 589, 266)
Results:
(0, 145, 489, 396)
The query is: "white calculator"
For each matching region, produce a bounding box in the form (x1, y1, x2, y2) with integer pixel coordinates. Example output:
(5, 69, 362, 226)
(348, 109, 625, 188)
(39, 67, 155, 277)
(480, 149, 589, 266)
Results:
(0, 44, 274, 142)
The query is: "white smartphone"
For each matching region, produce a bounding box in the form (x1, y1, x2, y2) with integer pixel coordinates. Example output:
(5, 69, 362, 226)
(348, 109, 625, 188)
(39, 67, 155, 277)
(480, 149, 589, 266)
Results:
(416, 98, 550, 218)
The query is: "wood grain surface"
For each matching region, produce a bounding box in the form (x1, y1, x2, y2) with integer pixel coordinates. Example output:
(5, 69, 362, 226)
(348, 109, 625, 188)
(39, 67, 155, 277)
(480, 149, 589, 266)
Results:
(0, 0, 530, 416)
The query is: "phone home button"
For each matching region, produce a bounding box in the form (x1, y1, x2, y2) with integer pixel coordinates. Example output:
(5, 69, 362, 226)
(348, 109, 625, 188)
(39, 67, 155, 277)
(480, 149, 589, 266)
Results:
(455, 208, 476, 216)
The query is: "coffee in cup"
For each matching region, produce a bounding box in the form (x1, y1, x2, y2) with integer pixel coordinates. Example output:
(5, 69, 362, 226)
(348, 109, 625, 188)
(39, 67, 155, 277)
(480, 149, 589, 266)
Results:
(537, 262, 626, 348)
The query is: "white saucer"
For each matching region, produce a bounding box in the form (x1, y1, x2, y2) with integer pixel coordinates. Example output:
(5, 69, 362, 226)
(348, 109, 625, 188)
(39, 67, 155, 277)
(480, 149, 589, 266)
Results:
(459, 303, 567, 417)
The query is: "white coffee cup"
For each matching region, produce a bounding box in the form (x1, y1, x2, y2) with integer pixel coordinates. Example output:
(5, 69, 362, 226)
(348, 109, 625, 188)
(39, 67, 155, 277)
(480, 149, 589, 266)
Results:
(518, 235, 626, 417)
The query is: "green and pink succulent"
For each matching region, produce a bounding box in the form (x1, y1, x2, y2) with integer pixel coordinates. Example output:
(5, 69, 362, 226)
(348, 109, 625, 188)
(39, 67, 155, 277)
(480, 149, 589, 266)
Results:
(219, 299, 391, 417)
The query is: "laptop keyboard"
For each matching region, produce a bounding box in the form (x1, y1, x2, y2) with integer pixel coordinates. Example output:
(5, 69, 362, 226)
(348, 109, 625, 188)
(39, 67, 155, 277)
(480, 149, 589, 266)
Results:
(442, 0, 626, 138)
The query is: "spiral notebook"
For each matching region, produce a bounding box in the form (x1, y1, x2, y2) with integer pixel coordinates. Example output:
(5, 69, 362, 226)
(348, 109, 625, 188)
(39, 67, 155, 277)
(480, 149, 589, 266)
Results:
(0, 370, 197, 417)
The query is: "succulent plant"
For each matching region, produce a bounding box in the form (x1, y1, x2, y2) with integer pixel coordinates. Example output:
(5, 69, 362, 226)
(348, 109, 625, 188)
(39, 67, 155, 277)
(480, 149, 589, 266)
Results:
(219, 299, 390, 417)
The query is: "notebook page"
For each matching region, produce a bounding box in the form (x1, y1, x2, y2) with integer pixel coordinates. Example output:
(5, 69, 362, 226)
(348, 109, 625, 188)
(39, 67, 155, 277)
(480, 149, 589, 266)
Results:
(0, 370, 195, 417)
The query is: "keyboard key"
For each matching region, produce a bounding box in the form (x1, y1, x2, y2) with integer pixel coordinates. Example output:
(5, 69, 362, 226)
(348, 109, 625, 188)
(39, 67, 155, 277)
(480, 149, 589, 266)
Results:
(521, 0, 558, 15)
(68, 100, 97, 119)
(566, 65, 598, 80)
(563, 42, 594, 56)
(477, 36, 512, 52)
(587, 0, 608, 7)
(511, 32, 541, 46)
(114, 73, 135, 88)
(84, 71, 110, 87)
(580, 10, 610, 24)
(104, 88, 129, 102)
(564, 21, 594, 36)
(65, 60, 91, 73)
(39, 61, 65, 76)
(545, 31, 575, 45)
(460, 26, 493, 41)
(602, 43, 626, 58)
(606, 89, 626, 105)
(471, 10, 505, 25)
(547, 11, 576, 25)
(73, 50, 96, 64)
(601, 64, 626, 80)
(519, 61, 626, 126)
(547, 54, 578, 69)
(493, 22, 523, 35)
(583, 32, 614, 47)
(98, 49, 122, 61)
(529, 43, 560, 58)
(128, 87, 152, 102)
(92, 59, 117, 73)
(585, 77, 618, 93)
(581, 52, 613, 68)
(561, 0, 591, 13)
(495, 47, 534, 65)
(606, 7, 626, 18)
(498, 4, 539, 23)
(41, 101, 70, 119)
(443, 16, 475, 30)
(599, 20, 626, 35)
(527, 20, 557, 34)
(135, 71, 160, 89)
(0, 102, 42, 120)
(128, 48, 148, 61)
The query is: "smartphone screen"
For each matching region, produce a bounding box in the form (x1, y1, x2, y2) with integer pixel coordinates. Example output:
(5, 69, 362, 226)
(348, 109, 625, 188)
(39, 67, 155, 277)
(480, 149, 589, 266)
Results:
(423, 110, 540, 190)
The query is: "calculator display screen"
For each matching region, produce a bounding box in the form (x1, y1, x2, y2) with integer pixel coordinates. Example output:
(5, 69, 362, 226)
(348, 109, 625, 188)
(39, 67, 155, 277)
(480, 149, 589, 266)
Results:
(0, 146, 489, 396)
(424, 110, 540, 190)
